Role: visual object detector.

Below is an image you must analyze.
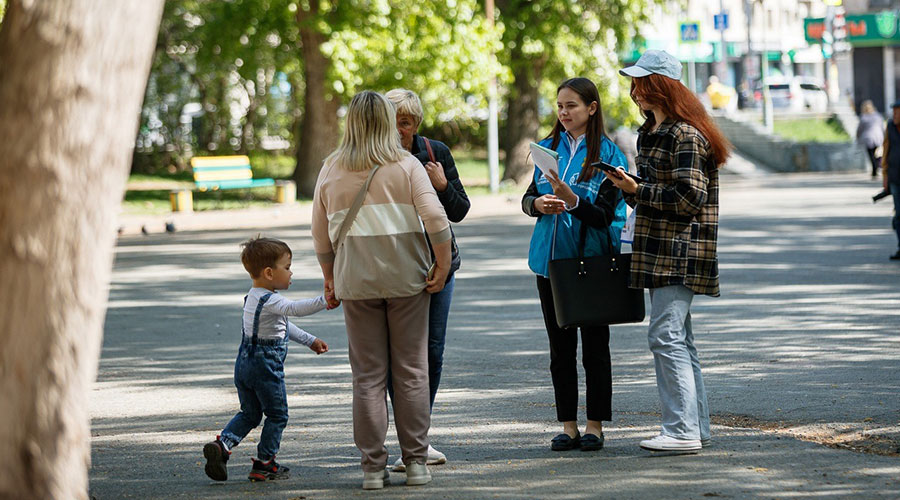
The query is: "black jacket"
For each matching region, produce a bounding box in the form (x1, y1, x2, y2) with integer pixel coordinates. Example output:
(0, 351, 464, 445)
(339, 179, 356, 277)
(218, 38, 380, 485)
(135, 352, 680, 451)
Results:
(521, 176, 619, 229)
(411, 134, 470, 276)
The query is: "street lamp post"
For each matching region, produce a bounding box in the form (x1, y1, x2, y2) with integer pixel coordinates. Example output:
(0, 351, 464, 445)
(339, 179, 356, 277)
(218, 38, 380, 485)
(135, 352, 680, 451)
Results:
(486, 0, 499, 194)
(758, 0, 773, 131)
(718, 0, 727, 81)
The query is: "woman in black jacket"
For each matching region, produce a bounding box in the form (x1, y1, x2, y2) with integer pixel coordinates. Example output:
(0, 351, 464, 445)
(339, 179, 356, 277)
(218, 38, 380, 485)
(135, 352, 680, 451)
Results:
(385, 88, 470, 470)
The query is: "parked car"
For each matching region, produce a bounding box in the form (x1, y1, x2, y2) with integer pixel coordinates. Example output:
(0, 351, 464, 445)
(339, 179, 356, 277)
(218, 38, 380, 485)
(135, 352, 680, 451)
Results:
(796, 77, 829, 112)
(753, 77, 828, 112)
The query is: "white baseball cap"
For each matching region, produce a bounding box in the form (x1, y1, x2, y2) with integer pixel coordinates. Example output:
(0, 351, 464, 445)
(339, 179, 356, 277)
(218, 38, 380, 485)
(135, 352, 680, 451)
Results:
(619, 50, 683, 80)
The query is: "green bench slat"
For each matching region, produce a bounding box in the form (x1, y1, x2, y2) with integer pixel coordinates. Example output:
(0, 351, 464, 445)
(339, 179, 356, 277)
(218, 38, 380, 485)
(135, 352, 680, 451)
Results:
(195, 178, 275, 190)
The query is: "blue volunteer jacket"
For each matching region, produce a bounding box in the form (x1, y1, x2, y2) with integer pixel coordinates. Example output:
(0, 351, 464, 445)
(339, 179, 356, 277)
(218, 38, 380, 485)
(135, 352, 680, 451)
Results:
(527, 135, 628, 277)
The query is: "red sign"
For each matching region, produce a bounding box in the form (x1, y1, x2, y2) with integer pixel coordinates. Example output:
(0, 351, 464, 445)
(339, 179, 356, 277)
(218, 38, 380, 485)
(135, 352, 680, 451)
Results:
(806, 21, 825, 40)
(846, 19, 868, 37)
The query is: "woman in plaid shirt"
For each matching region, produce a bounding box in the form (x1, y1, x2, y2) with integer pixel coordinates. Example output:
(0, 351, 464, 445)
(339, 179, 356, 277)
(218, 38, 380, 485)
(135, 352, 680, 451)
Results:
(611, 50, 731, 453)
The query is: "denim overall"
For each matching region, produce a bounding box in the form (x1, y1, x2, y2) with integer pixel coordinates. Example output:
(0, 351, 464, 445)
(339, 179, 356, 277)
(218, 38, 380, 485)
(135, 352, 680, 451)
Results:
(219, 293, 290, 460)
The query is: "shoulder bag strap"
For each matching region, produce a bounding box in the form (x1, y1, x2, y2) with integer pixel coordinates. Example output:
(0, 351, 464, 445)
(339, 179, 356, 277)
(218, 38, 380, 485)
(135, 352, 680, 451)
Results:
(423, 137, 437, 163)
(335, 164, 380, 251)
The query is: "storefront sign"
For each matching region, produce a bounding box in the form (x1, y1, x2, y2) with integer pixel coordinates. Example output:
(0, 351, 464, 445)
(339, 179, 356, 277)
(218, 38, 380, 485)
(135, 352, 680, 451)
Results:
(805, 17, 826, 42)
(805, 11, 900, 46)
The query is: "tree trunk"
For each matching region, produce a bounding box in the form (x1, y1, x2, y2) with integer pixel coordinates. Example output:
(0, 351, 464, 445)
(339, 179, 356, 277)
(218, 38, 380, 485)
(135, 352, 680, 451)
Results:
(0, 1, 163, 498)
(293, 8, 340, 198)
(501, 51, 546, 183)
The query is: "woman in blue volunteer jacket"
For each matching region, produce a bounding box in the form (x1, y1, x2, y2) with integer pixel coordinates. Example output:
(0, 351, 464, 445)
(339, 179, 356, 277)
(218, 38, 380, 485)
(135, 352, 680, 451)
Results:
(522, 77, 628, 452)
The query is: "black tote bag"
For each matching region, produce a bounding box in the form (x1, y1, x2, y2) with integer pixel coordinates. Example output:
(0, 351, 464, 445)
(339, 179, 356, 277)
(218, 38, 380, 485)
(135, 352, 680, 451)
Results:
(547, 217, 645, 328)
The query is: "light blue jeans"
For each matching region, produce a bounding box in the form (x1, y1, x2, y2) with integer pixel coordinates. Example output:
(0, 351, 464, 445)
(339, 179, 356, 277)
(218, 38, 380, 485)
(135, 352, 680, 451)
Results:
(648, 285, 710, 441)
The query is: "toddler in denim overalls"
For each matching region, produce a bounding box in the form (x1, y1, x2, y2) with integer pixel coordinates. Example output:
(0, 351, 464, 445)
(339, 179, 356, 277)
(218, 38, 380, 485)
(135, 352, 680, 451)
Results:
(203, 236, 338, 482)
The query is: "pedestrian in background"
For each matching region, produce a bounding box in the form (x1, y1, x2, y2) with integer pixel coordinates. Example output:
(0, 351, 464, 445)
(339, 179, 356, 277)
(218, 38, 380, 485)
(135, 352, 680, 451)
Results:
(311, 90, 452, 489)
(880, 100, 900, 260)
(522, 77, 627, 453)
(384, 88, 470, 471)
(612, 50, 730, 453)
(856, 99, 884, 178)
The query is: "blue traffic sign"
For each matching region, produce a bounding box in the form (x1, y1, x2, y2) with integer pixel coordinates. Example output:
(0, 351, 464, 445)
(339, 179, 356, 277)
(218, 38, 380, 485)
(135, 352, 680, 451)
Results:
(714, 12, 729, 30)
(680, 22, 700, 43)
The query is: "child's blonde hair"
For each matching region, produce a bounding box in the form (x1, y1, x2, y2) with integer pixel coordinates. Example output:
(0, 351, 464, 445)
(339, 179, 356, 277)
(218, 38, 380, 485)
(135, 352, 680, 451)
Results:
(240, 236, 291, 278)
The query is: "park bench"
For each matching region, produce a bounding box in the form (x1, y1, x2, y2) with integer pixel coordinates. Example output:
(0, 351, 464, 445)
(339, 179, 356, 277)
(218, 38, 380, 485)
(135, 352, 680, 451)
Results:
(169, 155, 294, 212)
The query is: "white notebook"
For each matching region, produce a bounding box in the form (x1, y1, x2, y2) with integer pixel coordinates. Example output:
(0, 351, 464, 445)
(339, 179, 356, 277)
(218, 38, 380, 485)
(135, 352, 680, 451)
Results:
(529, 142, 559, 178)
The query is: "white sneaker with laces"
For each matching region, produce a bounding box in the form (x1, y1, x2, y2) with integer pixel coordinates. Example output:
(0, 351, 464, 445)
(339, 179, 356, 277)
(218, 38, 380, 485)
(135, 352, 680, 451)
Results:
(639, 434, 701, 452)
(362, 469, 390, 490)
(405, 462, 431, 486)
(392, 445, 446, 471)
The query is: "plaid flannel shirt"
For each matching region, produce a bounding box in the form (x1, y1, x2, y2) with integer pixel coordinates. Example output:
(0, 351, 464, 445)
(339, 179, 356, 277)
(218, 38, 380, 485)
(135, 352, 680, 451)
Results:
(626, 118, 720, 297)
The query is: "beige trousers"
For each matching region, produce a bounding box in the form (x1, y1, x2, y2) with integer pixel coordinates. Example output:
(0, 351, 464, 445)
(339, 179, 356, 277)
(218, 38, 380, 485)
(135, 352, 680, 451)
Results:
(343, 292, 431, 472)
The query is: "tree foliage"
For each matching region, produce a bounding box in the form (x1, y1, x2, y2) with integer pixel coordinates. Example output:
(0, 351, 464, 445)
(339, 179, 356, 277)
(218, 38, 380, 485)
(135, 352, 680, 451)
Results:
(137, 0, 664, 183)
(137, 0, 497, 175)
(325, 0, 498, 130)
(494, 0, 664, 181)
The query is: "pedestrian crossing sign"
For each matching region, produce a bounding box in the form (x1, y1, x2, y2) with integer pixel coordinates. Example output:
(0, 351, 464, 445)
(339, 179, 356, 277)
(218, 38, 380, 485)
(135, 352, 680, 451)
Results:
(680, 21, 701, 44)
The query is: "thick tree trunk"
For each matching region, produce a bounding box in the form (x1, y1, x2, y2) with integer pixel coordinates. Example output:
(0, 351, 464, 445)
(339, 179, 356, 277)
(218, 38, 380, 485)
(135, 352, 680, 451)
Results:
(0, 1, 163, 498)
(501, 52, 546, 183)
(293, 11, 340, 198)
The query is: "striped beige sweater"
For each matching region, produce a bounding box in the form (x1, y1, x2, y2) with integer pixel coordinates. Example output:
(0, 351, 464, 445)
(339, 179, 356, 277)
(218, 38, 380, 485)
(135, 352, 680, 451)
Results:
(311, 153, 451, 300)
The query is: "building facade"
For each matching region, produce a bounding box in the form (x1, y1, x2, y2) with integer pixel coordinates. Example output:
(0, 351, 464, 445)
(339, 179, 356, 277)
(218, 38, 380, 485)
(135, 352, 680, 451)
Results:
(824, 0, 900, 113)
(627, 1, 841, 103)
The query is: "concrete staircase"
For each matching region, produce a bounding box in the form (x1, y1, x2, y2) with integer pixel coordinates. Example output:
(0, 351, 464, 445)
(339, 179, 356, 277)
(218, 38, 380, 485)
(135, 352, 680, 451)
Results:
(713, 112, 867, 173)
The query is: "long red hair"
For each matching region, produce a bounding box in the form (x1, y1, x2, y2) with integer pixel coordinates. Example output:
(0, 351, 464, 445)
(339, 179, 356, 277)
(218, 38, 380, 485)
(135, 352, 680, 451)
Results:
(631, 74, 731, 167)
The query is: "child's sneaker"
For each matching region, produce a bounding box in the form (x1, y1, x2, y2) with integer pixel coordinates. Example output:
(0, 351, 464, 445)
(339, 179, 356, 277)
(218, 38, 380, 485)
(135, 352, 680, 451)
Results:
(203, 438, 230, 481)
(248, 456, 290, 482)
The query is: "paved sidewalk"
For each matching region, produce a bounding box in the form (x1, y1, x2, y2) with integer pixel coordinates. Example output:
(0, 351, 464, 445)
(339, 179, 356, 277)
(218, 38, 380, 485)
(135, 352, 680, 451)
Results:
(91, 170, 900, 499)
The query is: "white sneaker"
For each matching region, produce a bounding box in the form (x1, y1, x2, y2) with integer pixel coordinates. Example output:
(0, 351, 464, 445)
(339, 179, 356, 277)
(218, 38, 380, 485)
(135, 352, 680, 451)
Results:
(426, 445, 447, 465)
(362, 469, 390, 490)
(701, 437, 711, 448)
(404, 462, 431, 486)
(639, 434, 701, 452)
(392, 445, 446, 471)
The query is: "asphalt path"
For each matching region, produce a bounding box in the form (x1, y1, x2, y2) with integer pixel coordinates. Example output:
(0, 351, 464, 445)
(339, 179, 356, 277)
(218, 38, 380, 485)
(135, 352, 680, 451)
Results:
(90, 171, 900, 499)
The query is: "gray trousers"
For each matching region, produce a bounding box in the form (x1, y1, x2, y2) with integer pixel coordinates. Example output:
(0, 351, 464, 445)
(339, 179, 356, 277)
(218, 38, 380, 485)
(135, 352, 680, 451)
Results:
(344, 292, 431, 472)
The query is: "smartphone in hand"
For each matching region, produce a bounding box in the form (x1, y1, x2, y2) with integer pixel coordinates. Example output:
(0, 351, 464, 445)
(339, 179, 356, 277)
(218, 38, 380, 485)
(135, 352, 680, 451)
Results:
(590, 161, 642, 182)
(426, 262, 437, 281)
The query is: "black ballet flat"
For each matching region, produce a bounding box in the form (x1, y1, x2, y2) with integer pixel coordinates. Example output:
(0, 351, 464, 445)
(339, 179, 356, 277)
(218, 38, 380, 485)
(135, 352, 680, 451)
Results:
(580, 432, 604, 451)
(550, 432, 581, 451)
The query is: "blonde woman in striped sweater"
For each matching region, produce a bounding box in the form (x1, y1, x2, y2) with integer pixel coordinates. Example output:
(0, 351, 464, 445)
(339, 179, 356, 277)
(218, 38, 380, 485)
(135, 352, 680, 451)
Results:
(311, 90, 451, 490)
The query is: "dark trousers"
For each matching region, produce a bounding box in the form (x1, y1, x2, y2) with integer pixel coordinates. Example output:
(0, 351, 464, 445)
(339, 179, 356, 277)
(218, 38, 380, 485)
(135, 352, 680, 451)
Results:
(892, 182, 900, 249)
(867, 147, 881, 177)
(536, 276, 612, 422)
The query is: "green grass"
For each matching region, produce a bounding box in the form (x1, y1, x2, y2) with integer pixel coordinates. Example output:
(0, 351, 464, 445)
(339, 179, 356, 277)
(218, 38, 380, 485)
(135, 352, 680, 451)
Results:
(772, 118, 851, 143)
(122, 151, 515, 215)
(447, 150, 522, 195)
(247, 153, 295, 179)
(122, 187, 281, 215)
(453, 150, 491, 186)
